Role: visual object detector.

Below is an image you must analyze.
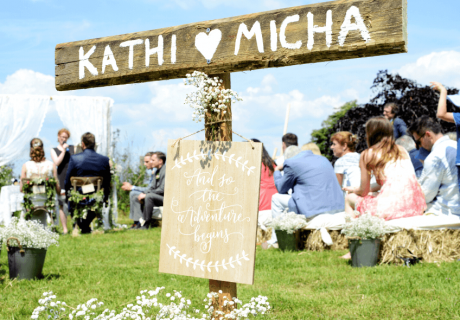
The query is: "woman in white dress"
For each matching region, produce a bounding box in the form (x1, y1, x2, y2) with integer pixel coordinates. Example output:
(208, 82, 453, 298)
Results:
(20, 138, 59, 226)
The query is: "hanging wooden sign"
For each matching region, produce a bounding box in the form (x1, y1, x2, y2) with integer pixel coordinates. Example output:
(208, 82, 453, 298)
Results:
(159, 140, 262, 285)
(55, 0, 407, 91)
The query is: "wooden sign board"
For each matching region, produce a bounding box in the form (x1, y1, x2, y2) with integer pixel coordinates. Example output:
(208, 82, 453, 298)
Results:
(159, 140, 262, 285)
(55, 0, 407, 91)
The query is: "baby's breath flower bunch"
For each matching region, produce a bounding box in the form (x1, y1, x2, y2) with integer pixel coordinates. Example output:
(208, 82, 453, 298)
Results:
(31, 287, 271, 320)
(267, 212, 308, 234)
(2, 217, 58, 249)
(342, 213, 390, 239)
(184, 71, 242, 123)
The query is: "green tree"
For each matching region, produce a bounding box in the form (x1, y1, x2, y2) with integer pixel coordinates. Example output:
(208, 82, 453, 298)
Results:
(0, 164, 15, 189)
(310, 100, 358, 160)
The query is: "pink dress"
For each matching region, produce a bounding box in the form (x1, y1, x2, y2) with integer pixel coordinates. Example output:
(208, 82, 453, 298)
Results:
(355, 156, 426, 221)
(259, 164, 278, 211)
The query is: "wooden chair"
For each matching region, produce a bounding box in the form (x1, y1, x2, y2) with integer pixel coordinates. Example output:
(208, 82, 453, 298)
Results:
(21, 178, 50, 225)
(70, 177, 103, 192)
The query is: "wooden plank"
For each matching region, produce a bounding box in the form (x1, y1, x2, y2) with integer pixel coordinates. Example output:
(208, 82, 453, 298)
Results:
(158, 139, 263, 285)
(55, 0, 407, 91)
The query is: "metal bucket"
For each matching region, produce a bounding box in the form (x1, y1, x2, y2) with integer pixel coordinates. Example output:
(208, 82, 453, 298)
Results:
(31, 194, 47, 208)
(7, 237, 47, 280)
(349, 239, 381, 267)
(275, 230, 299, 251)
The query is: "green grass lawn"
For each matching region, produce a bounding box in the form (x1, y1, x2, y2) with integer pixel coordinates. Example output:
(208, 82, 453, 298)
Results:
(1, 216, 460, 319)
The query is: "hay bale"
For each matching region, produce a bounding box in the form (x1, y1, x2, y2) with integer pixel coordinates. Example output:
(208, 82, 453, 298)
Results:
(304, 230, 348, 251)
(379, 229, 460, 264)
(301, 228, 460, 264)
(256, 227, 272, 244)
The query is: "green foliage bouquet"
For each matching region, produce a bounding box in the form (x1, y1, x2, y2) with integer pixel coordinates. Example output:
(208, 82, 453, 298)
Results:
(68, 189, 105, 229)
(22, 177, 57, 220)
(342, 213, 390, 239)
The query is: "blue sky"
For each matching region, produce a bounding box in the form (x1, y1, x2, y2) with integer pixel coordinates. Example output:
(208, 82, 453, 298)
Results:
(1, 0, 460, 173)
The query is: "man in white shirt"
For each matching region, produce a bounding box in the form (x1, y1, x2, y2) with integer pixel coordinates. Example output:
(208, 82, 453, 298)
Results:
(408, 116, 460, 215)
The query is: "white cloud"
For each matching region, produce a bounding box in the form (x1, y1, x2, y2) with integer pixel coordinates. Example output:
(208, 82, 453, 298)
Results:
(151, 128, 199, 151)
(0, 69, 60, 96)
(397, 51, 460, 89)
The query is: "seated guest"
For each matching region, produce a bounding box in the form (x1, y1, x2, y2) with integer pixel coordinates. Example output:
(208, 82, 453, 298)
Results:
(432, 81, 460, 192)
(383, 102, 408, 139)
(330, 132, 361, 195)
(344, 117, 426, 221)
(395, 135, 423, 178)
(272, 145, 344, 220)
(275, 133, 298, 166)
(121, 152, 155, 228)
(252, 139, 277, 211)
(408, 116, 460, 215)
(65, 133, 111, 234)
(301, 142, 322, 155)
(138, 151, 166, 229)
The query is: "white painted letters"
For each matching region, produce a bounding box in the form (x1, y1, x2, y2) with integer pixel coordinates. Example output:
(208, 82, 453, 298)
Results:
(79, 46, 98, 79)
(270, 20, 277, 52)
(120, 39, 143, 69)
(280, 15, 302, 50)
(101, 45, 118, 74)
(307, 10, 332, 50)
(234, 21, 264, 55)
(338, 6, 371, 46)
(145, 36, 164, 67)
(171, 34, 177, 64)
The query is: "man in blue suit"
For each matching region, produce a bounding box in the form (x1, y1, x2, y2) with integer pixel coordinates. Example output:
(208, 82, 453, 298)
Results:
(65, 132, 111, 234)
(383, 102, 408, 139)
(272, 148, 344, 220)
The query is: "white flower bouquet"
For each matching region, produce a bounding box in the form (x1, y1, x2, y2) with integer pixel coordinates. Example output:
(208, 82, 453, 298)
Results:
(184, 71, 242, 123)
(2, 217, 59, 249)
(267, 212, 308, 234)
(31, 287, 271, 320)
(341, 213, 390, 239)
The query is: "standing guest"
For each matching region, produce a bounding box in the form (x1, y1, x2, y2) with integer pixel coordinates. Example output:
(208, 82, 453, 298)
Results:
(121, 152, 155, 229)
(139, 152, 166, 229)
(252, 139, 277, 211)
(408, 116, 460, 215)
(344, 117, 426, 221)
(395, 135, 424, 178)
(21, 138, 60, 226)
(383, 102, 408, 139)
(50, 129, 75, 234)
(275, 133, 298, 166)
(301, 142, 322, 155)
(430, 81, 460, 192)
(65, 133, 111, 234)
(330, 132, 361, 195)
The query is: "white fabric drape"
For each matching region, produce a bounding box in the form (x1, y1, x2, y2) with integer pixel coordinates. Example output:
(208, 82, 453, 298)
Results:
(0, 95, 50, 165)
(53, 96, 113, 156)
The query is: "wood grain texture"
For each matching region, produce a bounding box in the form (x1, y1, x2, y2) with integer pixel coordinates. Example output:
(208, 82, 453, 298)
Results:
(55, 0, 407, 91)
(158, 140, 262, 284)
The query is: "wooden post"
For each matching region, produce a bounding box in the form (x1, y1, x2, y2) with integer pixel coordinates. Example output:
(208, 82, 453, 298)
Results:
(205, 72, 237, 316)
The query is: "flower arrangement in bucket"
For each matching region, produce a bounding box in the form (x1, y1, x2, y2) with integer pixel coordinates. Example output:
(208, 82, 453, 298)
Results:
(267, 212, 308, 251)
(341, 213, 390, 267)
(2, 217, 59, 279)
(184, 71, 242, 140)
(31, 287, 271, 319)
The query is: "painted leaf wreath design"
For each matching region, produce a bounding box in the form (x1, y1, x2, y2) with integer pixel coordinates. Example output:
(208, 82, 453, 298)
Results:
(172, 150, 256, 176)
(167, 244, 250, 272)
